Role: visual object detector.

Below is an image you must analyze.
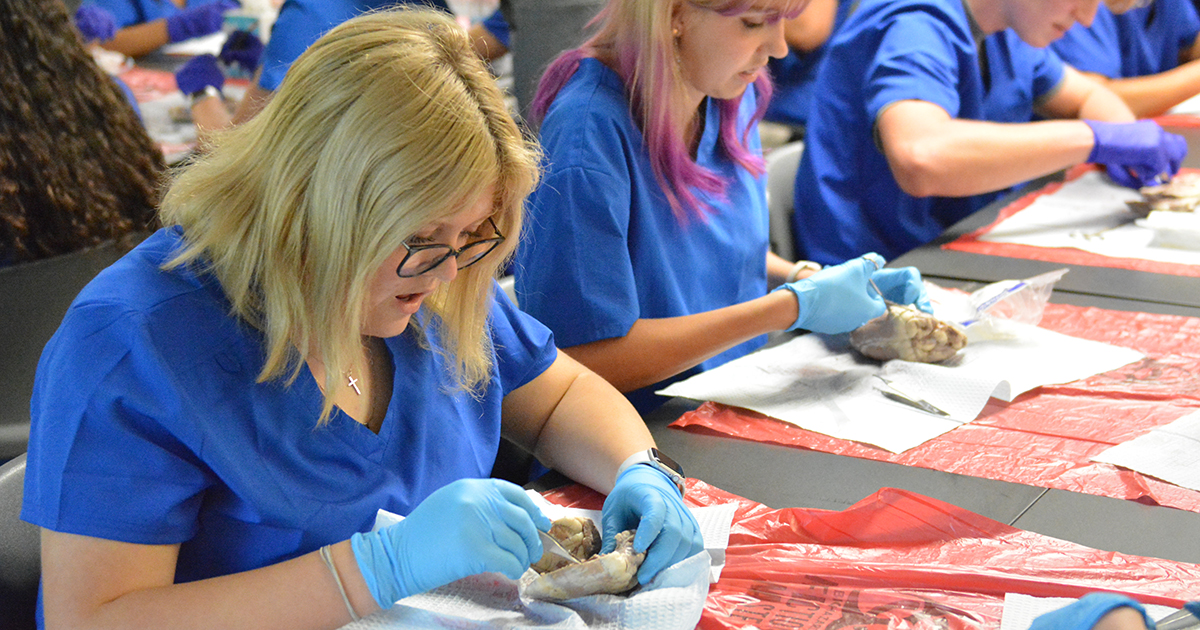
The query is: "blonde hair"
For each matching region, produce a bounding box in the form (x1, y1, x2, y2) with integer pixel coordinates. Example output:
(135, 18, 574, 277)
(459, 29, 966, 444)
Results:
(160, 8, 541, 424)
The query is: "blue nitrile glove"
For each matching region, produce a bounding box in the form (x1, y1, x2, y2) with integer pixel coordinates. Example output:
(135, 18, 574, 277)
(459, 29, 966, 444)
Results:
(1029, 594, 1152, 630)
(775, 253, 889, 334)
(75, 5, 116, 42)
(218, 29, 263, 73)
(174, 54, 224, 96)
(1085, 119, 1187, 189)
(870, 266, 933, 313)
(349, 479, 550, 609)
(601, 465, 704, 585)
(1186, 602, 1200, 617)
(166, 0, 239, 43)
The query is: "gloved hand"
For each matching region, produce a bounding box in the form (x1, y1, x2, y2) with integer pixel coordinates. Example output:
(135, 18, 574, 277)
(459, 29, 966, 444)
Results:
(218, 29, 263, 73)
(350, 479, 550, 609)
(870, 266, 932, 313)
(174, 54, 224, 96)
(166, 0, 239, 43)
(74, 5, 116, 42)
(1028, 593, 1152, 630)
(776, 253, 889, 334)
(601, 464, 704, 585)
(1084, 119, 1187, 189)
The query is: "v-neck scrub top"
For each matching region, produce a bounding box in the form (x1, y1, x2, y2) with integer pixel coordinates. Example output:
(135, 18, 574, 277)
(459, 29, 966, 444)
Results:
(21, 227, 557, 585)
(514, 58, 770, 414)
(791, 0, 1066, 264)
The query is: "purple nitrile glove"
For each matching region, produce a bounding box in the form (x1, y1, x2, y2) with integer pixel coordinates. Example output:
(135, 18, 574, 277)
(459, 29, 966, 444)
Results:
(174, 54, 224, 96)
(166, 0, 240, 43)
(218, 30, 264, 73)
(1084, 119, 1188, 189)
(75, 5, 117, 42)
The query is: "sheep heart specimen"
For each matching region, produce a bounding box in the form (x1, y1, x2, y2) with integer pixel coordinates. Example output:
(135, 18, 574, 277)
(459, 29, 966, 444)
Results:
(849, 304, 967, 363)
(531, 515, 602, 573)
(525, 530, 644, 601)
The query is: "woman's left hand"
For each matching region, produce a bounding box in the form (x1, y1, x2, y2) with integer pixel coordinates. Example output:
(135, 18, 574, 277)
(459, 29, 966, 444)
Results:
(600, 465, 705, 584)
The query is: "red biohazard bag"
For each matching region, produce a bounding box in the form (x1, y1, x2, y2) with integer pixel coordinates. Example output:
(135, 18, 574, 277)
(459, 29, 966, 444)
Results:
(542, 480, 1200, 630)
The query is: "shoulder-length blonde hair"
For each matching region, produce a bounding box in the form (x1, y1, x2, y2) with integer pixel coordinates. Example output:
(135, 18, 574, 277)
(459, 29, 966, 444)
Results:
(160, 8, 541, 424)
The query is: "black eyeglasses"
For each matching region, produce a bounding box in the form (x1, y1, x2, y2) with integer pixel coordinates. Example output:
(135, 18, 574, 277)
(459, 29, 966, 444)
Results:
(396, 218, 506, 278)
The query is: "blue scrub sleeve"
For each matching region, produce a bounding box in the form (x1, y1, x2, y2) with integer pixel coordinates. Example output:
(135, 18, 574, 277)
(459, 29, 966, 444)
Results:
(865, 12, 965, 121)
(490, 283, 558, 392)
(516, 164, 641, 349)
(22, 302, 211, 544)
(258, 0, 340, 92)
(482, 9, 511, 49)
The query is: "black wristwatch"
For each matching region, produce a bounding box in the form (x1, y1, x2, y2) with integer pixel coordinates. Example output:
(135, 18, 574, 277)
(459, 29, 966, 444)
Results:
(617, 448, 686, 496)
(188, 84, 223, 108)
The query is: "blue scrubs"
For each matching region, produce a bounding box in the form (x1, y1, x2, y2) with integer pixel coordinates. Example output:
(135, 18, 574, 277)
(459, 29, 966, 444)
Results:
(514, 57, 770, 413)
(85, 0, 223, 29)
(259, 0, 453, 91)
(22, 228, 556, 602)
(1051, 0, 1200, 78)
(792, 0, 1065, 264)
(764, 0, 854, 127)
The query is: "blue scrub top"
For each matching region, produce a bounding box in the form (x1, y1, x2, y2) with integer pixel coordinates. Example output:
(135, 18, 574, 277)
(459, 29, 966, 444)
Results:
(764, 0, 854, 127)
(22, 228, 557, 588)
(792, 0, 1065, 264)
(259, 0, 453, 91)
(1051, 0, 1200, 78)
(85, 0, 223, 29)
(514, 57, 770, 414)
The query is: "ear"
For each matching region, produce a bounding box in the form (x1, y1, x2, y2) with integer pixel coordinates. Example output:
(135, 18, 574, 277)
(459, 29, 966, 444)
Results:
(670, 0, 688, 34)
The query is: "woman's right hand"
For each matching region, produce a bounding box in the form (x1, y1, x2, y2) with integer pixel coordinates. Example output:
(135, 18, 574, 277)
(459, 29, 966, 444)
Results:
(350, 478, 551, 609)
(776, 253, 888, 334)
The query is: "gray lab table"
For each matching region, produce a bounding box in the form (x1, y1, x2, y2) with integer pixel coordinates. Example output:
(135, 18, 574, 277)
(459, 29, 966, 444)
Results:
(588, 284, 1200, 565)
(889, 175, 1200, 310)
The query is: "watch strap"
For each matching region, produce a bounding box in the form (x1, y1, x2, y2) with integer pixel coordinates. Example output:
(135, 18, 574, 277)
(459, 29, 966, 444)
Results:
(189, 84, 223, 108)
(616, 448, 686, 496)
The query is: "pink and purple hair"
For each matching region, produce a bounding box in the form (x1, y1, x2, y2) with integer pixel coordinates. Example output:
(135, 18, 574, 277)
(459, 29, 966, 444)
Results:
(530, 0, 805, 220)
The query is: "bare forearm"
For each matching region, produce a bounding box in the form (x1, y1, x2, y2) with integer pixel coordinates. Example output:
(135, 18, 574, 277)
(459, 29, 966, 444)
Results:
(532, 371, 655, 494)
(43, 533, 379, 630)
(881, 110, 1095, 197)
(1094, 61, 1200, 118)
(231, 83, 273, 126)
(100, 21, 170, 58)
(563, 290, 797, 392)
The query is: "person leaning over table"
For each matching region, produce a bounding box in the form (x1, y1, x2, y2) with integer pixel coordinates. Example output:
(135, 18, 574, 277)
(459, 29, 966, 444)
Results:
(20, 9, 704, 630)
(514, 0, 934, 415)
(1051, 0, 1200, 118)
(790, 0, 1189, 266)
(79, 0, 239, 58)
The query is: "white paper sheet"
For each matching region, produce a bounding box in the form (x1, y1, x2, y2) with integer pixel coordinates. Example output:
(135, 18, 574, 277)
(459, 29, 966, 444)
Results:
(656, 320, 1142, 453)
(352, 496, 734, 630)
(1169, 92, 1200, 115)
(978, 170, 1200, 265)
(1000, 593, 1178, 630)
(1091, 409, 1200, 492)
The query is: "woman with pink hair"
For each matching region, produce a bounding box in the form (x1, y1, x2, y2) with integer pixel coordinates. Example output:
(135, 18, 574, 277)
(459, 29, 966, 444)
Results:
(514, 0, 932, 413)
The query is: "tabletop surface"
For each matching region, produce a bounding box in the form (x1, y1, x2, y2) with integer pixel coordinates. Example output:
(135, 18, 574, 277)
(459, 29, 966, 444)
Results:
(890, 175, 1200, 310)
(632, 282, 1200, 566)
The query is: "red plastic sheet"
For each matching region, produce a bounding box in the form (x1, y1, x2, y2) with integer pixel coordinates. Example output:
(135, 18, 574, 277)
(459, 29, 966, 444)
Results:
(942, 164, 1200, 277)
(543, 481, 1200, 630)
(670, 303, 1200, 512)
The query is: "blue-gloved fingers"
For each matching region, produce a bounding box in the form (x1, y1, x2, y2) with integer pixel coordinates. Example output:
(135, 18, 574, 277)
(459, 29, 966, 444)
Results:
(491, 480, 553, 532)
(601, 465, 705, 584)
(778, 254, 888, 334)
(871, 267, 932, 313)
(1029, 593, 1149, 630)
(1185, 601, 1200, 617)
(861, 252, 885, 270)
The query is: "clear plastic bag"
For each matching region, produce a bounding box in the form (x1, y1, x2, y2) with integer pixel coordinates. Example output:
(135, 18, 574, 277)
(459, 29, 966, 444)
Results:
(960, 268, 1069, 340)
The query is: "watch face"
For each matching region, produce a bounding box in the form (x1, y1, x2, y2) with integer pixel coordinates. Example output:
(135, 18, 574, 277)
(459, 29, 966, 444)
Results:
(650, 448, 684, 476)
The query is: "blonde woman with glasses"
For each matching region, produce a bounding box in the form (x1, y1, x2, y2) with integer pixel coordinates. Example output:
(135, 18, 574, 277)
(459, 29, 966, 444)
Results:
(22, 8, 703, 629)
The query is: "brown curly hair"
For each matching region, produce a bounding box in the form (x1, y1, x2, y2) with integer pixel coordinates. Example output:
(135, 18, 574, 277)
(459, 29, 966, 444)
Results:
(0, 0, 164, 264)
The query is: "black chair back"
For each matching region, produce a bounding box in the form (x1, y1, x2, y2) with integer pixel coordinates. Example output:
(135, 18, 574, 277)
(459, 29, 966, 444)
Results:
(0, 453, 38, 630)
